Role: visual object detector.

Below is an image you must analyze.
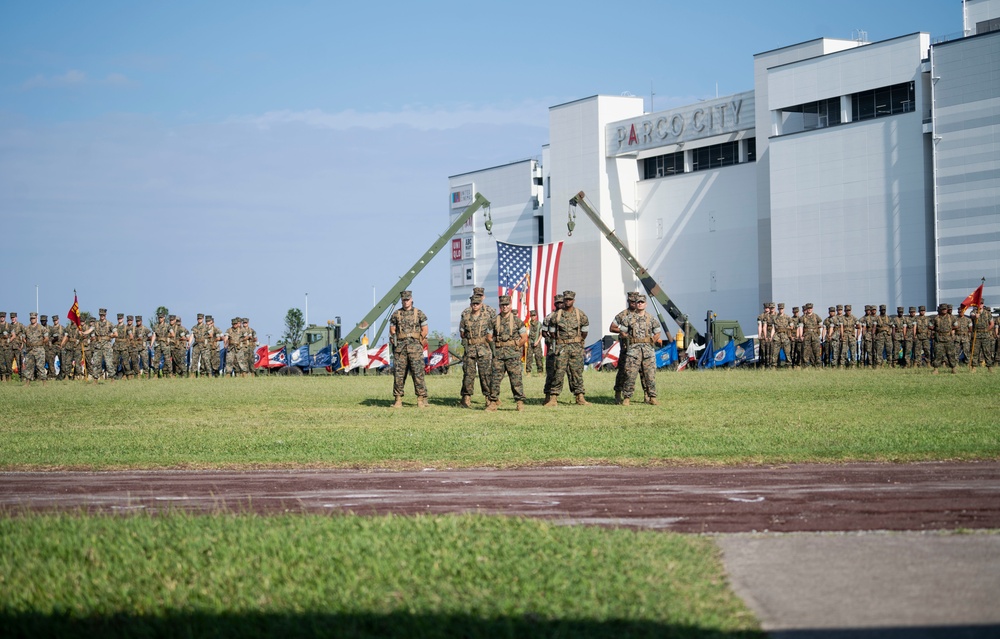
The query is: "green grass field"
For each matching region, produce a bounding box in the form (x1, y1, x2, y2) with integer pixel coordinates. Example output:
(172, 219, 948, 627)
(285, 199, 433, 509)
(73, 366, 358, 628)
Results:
(2, 369, 998, 470)
(2, 369, 996, 637)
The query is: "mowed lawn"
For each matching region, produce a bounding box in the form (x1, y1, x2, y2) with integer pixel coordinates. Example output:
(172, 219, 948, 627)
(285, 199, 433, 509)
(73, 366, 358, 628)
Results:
(1, 369, 997, 638)
(1, 368, 998, 469)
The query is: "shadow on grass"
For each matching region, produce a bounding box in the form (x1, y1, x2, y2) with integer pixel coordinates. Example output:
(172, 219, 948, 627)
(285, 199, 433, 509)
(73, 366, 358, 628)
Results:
(0, 611, 765, 638)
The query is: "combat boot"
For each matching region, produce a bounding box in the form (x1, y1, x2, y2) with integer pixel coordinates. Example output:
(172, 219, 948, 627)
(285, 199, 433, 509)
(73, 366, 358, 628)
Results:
(614, 390, 622, 404)
(460, 396, 471, 408)
(516, 401, 524, 412)
(543, 395, 558, 407)
(392, 396, 403, 408)
(575, 394, 590, 406)
(646, 397, 660, 406)
(621, 397, 630, 406)
(418, 397, 429, 408)
(485, 401, 498, 412)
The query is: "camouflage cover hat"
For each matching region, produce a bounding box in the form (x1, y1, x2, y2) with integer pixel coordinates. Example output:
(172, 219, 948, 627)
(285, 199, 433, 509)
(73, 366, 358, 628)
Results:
(0, 312, 5, 317)
(897, 306, 904, 313)
(232, 318, 239, 325)
(473, 287, 485, 296)
(127, 315, 133, 321)
(562, 290, 576, 300)
(828, 306, 836, 313)
(836, 305, 843, 311)
(206, 315, 214, 321)
(136, 316, 143, 322)
(909, 307, 916, 313)
(39, 314, 46, 321)
(470, 293, 482, 302)
(627, 292, 638, 301)
(197, 313, 204, 319)
(29, 312, 38, 318)
(169, 315, 176, 321)
(919, 305, 926, 311)
(529, 310, 537, 316)
(157, 312, 165, 318)
(777, 303, 785, 309)
(636, 294, 647, 302)
(9, 312, 16, 318)
(242, 318, 249, 323)
(844, 305, 852, 310)
(804, 303, 813, 309)
(498, 295, 512, 305)
(99, 308, 107, 314)
(879, 304, 886, 311)
(554, 294, 564, 302)
(792, 307, 799, 313)
(400, 290, 412, 300)
(767, 302, 776, 309)
(117, 313, 124, 319)
(52, 315, 59, 320)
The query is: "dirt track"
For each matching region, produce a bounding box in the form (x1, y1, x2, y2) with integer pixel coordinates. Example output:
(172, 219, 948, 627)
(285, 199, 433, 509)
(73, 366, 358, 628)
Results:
(3, 461, 999, 532)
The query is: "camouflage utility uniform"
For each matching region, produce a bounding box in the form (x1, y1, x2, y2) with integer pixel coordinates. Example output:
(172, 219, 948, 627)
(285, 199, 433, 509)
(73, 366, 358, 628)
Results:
(459, 296, 492, 406)
(545, 291, 589, 405)
(389, 292, 428, 406)
(488, 300, 527, 410)
(619, 298, 660, 405)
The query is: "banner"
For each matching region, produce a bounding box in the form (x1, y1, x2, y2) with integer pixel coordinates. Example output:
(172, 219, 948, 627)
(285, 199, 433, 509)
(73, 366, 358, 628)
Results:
(311, 345, 333, 369)
(497, 241, 563, 322)
(655, 342, 678, 368)
(289, 344, 310, 369)
(366, 343, 390, 369)
(584, 340, 603, 367)
(425, 343, 449, 373)
(600, 341, 620, 369)
(699, 338, 735, 369)
(961, 282, 984, 308)
(67, 291, 82, 328)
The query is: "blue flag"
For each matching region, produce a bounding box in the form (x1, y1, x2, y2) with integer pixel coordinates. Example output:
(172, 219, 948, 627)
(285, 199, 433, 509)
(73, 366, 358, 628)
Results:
(289, 344, 310, 369)
(584, 340, 603, 366)
(734, 339, 755, 366)
(655, 342, 677, 368)
(698, 338, 735, 369)
(311, 345, 333, 368)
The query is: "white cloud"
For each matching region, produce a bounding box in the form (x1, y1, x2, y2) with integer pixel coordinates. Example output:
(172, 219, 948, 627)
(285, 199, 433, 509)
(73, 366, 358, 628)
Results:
(237, 101, 551, 132)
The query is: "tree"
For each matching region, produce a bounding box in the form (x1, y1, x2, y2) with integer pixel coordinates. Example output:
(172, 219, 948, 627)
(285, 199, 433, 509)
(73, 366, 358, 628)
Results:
(79, 311, 93, 324)
(282, 308, 305, 346)
(149, 306, 169, 326)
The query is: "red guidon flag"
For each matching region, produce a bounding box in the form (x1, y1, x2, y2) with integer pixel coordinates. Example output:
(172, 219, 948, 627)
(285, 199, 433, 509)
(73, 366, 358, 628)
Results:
(67, 291, 82, 328)
(961, 283, 984, 308)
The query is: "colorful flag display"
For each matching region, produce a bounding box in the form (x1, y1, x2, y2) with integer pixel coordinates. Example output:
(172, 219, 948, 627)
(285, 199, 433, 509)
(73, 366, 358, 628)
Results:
(254, 345, 287, 369)
(600, 341, 620, 369)
(496, 241, 563, 321)
(961, 282, 984, 308)
(425, 343, 449, 373)
(366, 343, 390, 369)
(289, 344, 310, 369)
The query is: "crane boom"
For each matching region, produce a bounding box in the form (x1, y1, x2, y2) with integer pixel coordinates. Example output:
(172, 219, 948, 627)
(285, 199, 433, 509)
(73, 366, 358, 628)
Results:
(568, 191, 702, 345)
(341, 192, 492, 348)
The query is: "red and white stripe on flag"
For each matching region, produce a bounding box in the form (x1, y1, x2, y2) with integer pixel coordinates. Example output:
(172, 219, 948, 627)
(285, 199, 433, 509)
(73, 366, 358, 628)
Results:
(496, 241, 563, 323)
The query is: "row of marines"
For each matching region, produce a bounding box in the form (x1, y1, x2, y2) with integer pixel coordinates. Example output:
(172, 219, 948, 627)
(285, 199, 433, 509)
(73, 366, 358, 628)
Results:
(757, 302, 997, 372)
(0, 310, 259, 382)
(450, 288, 664, 410)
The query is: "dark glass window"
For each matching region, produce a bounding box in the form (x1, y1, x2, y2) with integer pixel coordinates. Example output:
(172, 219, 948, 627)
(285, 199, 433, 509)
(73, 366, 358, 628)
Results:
(691, 141, 740, 172)
(643, 151, 684, 179)
(851, 82, 914, 122)
(746, 137, 756, 162)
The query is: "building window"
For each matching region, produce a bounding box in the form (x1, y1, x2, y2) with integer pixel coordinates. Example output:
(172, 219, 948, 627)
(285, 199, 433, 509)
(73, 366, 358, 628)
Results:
(851, 81, 914, 122)
(536, 216, 544, 244)
(643, 151, 685, 179)
(777, 97, 842, 134)
(746, 137, 756, 162)
(692, 141, 740, 172)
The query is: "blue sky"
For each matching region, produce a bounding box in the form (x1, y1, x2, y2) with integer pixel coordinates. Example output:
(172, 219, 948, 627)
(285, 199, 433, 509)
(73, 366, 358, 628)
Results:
(1, 0, 960, 343)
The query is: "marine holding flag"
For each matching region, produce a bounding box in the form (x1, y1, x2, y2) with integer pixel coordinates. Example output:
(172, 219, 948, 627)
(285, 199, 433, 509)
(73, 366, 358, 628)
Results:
(388, 290, 429, 408)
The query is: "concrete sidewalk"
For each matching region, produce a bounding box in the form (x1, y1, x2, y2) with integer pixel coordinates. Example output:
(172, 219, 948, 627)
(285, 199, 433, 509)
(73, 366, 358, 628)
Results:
(717, 531, 1000, 639)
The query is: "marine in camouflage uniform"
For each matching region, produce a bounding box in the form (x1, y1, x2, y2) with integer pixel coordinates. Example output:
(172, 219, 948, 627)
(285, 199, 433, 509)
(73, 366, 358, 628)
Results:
(197, 316, 223, 377)
(525, 310, 544, 375)
(487, 295, 527, 411)
(19, 312, 49, 382)
(931, 304, 957, 373)
(913, 306, 931, 367)
(799, 303, 823, 367)
(610, 293, 638, 402)
(112, 313, 131, 378)
(544, 290, 589, 406)
(170, 316, 189, 377)
(134, 316, 152, 376)
(970, 304, 994, 371)
(954, 306, 973, 367)
(757, 302, 771, 369)
(190, 314, 206, 376)
(771, 303, 793, 368)
(123, 316, 139, 378)
(151, 314, 171, 376)
(841, 305, 858, 367)
(541, 294, 564, 402)
(224, 318, 243, 376)
(241, 318, 257, 376)
(823, 307, 841, 368)
(458, 294, 492, 408)
(83, 309, 115, 379)
(46, 315, 67, 379)
(618, 294, 661, 405)
(889, 306, 906, 367)
(789, 307, 803, 367)
(902, 307, 918, 367)
(0, 312, 11, 381)
(872, 305, 892, 367)
(389, 290, 428, 407)
(62, 319, 83, 379)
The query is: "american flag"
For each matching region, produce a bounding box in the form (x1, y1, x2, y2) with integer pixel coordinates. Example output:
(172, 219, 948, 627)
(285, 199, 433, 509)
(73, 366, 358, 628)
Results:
(496, 241, 563, 321)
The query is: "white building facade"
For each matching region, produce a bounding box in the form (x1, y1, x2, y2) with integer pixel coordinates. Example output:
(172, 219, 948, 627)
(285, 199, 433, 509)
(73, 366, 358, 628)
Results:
(448, 1, 1000, 340)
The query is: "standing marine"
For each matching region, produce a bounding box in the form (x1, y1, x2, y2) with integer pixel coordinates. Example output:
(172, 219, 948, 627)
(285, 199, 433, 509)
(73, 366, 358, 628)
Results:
(525, 310, 544, 375)
(487, 294, 528, 411)
(458, 293, 492, 408)
(544, 290, 589, 406)
(617, 293, 662, 405)
(610, 292, 638, 403)
(389, 290, 429, 408)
